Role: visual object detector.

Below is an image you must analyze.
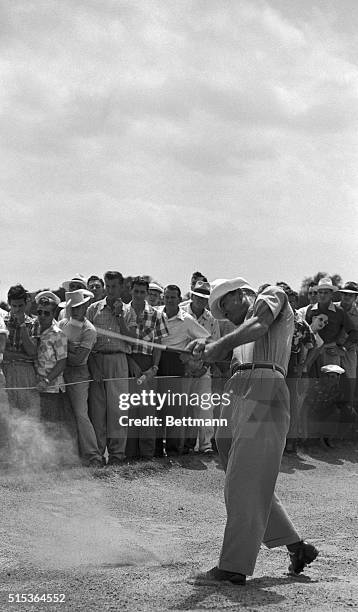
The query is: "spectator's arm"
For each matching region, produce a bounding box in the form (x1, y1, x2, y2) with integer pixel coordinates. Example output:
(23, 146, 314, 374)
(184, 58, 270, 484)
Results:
(0, 334, 6, 354)
(46, 358, 67, 382)
(342, 311, 358, 349)
(67, 346, 91, 366)
(20, 325, 37, 357)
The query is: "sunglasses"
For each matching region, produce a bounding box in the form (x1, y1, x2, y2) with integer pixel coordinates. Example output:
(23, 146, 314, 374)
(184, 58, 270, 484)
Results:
(308, 291, 317, 295)
(37, 309, 52, 316)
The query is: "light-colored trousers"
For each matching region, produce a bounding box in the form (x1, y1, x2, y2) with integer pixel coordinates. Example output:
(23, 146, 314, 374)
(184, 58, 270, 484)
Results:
(216, 369, 300, 576)
(185, 373, 214, 451)
(64, 365, 102, 462)
(88, 353, 129, 460)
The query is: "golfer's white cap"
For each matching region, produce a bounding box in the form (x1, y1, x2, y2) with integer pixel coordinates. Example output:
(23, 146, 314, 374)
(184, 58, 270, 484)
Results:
(209, 277, 256, 319)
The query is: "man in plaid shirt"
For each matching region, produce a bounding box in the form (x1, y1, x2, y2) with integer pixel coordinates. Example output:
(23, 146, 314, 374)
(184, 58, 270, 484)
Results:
(2, 284, 40, 417)
(87, 271, 136, 465)
(125, 277, 168, 460)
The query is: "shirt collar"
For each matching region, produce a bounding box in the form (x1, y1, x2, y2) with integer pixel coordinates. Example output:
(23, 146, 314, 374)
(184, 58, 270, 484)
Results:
(68, 317, 84, 328)
(41, 320, 58, 336)
(97, 297, 109, 311)
(311, 302, 336, 312)
(129, 300, 152, 314)
(188, 304, 209, 320)
(163, 307, 186, 321)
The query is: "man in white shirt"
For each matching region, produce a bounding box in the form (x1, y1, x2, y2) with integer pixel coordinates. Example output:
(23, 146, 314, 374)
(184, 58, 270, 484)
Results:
(181, 281, 220, 453)
(156, 285, 209, 456)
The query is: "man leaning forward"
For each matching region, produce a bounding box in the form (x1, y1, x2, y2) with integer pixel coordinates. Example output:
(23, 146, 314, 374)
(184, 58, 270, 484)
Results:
(188, 278, 319, 585)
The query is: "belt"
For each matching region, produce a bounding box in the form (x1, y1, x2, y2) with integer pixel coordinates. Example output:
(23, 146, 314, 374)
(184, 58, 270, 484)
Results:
(232, 362, 285, 377)
(3, 360, 35, 365)
(95, 350, 124, 355)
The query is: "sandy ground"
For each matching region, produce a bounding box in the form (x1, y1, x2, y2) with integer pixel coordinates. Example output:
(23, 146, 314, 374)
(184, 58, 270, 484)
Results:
(0, 443, 358, 612)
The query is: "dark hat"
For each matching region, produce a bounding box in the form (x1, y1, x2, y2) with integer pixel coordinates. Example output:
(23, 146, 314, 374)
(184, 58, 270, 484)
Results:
(339, 281, 358, 294)
(35, 291, 60, 306)
(191, 281, 211, 298)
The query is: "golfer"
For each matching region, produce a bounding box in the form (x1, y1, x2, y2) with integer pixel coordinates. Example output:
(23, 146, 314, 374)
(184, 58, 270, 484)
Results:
(189, 278, 318, 585)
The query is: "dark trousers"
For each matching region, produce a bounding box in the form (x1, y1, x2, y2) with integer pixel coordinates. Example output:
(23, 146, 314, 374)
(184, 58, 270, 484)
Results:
(155, 352, 186, 456)
(125, 353, 157, 459)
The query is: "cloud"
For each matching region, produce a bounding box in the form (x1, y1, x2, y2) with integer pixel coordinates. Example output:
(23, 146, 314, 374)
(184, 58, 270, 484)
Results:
(1, 0, 358, 297)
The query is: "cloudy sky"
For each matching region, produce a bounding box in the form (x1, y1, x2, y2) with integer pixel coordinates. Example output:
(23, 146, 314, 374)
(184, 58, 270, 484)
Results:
(1, 0, 358, 299)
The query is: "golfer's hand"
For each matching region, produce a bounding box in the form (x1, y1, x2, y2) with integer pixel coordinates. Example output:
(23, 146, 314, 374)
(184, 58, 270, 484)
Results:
(186, 338, 223, 364)
(186, 338, 207, 358)
(202, 341, 227, 363)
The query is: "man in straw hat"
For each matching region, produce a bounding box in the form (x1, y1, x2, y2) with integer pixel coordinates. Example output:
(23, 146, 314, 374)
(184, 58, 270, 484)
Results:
(188, 278, 318, 584)
(58, 289, 103, 467)
(58, 275, 88, 321)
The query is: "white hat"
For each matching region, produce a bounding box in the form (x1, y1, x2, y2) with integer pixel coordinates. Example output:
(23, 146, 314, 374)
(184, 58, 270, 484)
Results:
(315, 277, 338, 292)
(209, 277, 256, 319)
(191, 280, 211, 299)
(321, 364, 345, 375)
(149, 282, 163, 293)
(65, 289, 93, 308)
(62, 274, 87, 292)
(35, 291, 61, 306)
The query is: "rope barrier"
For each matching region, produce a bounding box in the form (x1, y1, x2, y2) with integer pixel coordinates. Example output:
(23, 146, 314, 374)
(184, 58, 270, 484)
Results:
(2, 375, 185, 391)
(1, 328, 231, 391)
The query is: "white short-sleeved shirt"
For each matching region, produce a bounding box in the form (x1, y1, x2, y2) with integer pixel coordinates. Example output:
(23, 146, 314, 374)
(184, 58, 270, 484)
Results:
(232, 286, 294, 375)
(58, 318, 97, 364)
(158, 307, 210, 350)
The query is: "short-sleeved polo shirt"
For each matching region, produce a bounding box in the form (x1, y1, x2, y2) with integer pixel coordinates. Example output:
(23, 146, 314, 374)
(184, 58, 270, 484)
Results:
(157, 307, 210, 350)
(58, 317, 97, 364)
(232, 286, 294, 375)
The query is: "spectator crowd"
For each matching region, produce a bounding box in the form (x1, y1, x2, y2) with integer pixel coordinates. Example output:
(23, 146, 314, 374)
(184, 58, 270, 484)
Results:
(0, 270, 357, 468)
